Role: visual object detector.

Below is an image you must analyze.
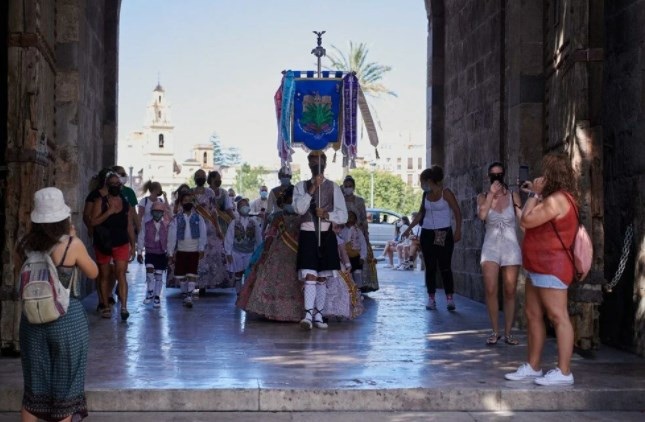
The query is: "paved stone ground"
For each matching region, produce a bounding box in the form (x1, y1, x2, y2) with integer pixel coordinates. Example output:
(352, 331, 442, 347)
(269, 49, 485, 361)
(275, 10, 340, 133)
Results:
(1, 261, 644, 412)
(0, 411, 644, 421)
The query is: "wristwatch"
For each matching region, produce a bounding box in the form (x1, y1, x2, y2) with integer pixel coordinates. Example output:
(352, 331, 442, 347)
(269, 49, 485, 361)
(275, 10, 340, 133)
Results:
(528, 192, 542, 200)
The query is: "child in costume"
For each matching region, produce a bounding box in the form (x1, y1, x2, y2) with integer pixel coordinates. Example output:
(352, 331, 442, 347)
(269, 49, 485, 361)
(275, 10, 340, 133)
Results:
(137, 202, 170, 308)
(225, 198, 262, 293)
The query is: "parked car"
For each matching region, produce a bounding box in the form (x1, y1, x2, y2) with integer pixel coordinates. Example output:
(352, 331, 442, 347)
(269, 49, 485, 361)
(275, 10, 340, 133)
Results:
(366, 208, 403, 248)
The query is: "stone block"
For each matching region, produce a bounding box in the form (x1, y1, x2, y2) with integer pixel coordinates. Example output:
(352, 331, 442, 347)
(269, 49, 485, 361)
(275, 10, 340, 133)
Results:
(57, 4, 80, 43)
(56, 71, 79, 102)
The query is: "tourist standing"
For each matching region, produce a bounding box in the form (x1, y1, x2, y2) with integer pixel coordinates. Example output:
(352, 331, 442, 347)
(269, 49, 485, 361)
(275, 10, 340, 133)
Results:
(18, 188, 98, 422)
(340, 211, 368, 288)
(250, 185, 270, 217)
(137, 202, 170, 309)
(477, 162, 522, 345)
(225, 198, 263, 292)
(293, 151, 348, 330)
(342, 175, 379, 292)
(167, 190, 207, 309)
(403, 165, 462, 311)
(91, 172, 136, 320)
(192, 169, 233, 292)
(505, 153, 578, 386)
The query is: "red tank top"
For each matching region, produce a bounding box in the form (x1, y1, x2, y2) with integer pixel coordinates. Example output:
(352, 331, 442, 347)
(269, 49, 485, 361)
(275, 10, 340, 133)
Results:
(521, 191, 578, 285)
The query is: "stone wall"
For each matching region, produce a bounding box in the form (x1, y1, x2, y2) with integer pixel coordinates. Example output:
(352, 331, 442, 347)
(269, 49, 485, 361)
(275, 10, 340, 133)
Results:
(440, 0, 505, 302)
(601, 0, 645, 356)
(1, 0, 119, 352)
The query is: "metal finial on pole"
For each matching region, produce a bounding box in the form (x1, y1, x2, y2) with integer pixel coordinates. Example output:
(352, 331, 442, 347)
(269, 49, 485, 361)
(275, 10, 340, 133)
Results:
(311, 31, 326, 78)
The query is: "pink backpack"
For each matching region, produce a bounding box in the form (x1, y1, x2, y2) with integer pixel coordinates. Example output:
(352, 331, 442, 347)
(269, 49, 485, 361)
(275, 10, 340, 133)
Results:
(551, 193, 593, 282)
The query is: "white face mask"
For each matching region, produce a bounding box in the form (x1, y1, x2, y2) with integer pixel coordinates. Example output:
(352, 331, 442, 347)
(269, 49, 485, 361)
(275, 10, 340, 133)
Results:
(120, 176, 128, 185)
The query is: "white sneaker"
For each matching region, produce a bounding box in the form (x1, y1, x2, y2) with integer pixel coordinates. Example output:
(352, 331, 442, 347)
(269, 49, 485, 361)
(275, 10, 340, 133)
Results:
(153, 296, 161, 309)
(183, 295, 193, 308)
(299, 318, 313, 330)
(505, 363, 543, 381)
(314, 319, 328, 329)
(534, 368, 574, 386)
(383, 264, 393, 269)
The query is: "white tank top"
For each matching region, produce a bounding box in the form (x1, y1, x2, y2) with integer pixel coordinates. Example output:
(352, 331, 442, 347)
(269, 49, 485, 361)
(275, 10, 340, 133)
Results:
(421, 190, 452, 230)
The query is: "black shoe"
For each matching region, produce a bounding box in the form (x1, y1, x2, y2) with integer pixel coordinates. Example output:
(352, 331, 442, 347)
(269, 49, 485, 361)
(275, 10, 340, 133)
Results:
(199, 288, 206, 296)
(108, 296, 116, 306)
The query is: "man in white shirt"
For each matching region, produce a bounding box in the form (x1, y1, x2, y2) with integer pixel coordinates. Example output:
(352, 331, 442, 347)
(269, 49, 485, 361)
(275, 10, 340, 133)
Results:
(167, 191, 207, 308)
(250, 185, 269, 228)
(292, 151, 347, 330)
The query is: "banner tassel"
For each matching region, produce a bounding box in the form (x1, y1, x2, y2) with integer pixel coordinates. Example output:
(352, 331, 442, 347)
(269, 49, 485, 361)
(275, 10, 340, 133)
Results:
(375, 147, 380, 160)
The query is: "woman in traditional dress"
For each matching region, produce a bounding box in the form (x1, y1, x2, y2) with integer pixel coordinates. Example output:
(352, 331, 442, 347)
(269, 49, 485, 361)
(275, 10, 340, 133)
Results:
(343, 175, 379, 292)
(166, 184, 191, 289)
(326, 223, 364, 320)
(19, 188, 99, 422)
(237, 186, 304, 321)
(192, 169, 233, 292)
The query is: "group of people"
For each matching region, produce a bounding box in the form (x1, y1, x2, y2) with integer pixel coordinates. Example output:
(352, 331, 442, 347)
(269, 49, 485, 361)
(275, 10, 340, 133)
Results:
(15, 150, 581, 420)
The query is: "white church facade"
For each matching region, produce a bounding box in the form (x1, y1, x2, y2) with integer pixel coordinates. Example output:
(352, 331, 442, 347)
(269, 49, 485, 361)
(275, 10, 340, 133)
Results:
(118, 83, 214, 195)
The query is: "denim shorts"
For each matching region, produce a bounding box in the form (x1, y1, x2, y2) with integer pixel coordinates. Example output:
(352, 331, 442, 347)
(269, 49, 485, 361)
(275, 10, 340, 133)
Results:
(528, 272, 568, 290)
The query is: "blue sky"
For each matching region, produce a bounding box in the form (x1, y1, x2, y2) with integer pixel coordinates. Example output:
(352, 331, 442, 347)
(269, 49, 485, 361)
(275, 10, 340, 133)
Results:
(118, 0, 427, 167)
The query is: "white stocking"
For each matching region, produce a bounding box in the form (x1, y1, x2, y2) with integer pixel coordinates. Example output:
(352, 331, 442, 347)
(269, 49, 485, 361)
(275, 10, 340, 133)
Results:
(154, 271, 164, 297)
(314, 282, 327, 323)
(352, 270, 363, 287)
(145, 269, 154, 296)
(302, 280, 316, 321)
(187, 276, 197, 294)
(178, 278, 187, 294)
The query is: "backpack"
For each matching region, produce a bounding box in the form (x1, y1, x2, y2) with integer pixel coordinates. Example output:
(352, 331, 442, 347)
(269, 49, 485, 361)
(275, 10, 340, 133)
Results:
(18, 236, 74, 324)
(551, 194, 593, 282)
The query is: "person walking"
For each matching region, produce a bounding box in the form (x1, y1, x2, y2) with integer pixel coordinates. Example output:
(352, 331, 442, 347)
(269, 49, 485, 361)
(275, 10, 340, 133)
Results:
(137, 180, 170, 226)
(477, 162, 522, 345)
(505, 153, 578, 386)
(225, 198, 263, 293)
(137, 202, 170, 309)
(90, 171, 136, 320)
(293, 151, 348, 330)
(18, 187, 98, 422)
(403, 165, 462, 311)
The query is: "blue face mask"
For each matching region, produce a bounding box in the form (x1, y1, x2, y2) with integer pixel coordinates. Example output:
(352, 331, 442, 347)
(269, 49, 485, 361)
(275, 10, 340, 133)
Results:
(260, 191, 268, 200)
(283, 204, 295, 214)
(421, 183, 432, 193)
(239, 206, 251, 216)
(280, 177, 291, 186)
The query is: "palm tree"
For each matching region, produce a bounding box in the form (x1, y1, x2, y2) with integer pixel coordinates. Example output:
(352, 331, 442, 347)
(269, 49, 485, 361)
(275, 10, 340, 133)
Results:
(325, 41, 397, 98)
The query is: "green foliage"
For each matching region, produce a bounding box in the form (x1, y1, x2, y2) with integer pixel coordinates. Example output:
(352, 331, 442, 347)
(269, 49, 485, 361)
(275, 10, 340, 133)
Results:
(301, 101, 333, 133)
(345, 168, 419, 217)
(234, 163, 269, 199)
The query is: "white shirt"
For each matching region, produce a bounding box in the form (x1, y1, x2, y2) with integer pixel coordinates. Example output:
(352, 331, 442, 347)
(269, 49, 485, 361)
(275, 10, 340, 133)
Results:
(250, 197, 269, 214)
(138, 196, 166, 224)
(166, 211, 207, 255)
(224, 216, 263, 255)
(421, 191, 452, 230)
(293, 179, 348, 231)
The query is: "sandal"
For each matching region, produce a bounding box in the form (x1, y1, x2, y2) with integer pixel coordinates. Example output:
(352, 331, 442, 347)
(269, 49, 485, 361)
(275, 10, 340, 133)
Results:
(486, 332, 501, 345)
(120, 308, 130, 321)
(101, 307, 112, 319)
(504, 335, 519, 345)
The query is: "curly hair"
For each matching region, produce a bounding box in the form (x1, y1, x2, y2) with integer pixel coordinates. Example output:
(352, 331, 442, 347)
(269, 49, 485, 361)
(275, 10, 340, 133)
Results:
(17, 220, 71, 256)
(541, 152, 578, 200)
(141, 180, 162, 196)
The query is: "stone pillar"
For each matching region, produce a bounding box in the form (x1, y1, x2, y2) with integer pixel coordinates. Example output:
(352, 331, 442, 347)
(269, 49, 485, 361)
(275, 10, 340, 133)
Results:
(2, 0, 57, 352)
(425, 0, 444, 167)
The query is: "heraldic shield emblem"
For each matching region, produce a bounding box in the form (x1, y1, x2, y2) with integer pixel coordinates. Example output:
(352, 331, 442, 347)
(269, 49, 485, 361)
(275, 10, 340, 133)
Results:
(292, 78, 342, 151)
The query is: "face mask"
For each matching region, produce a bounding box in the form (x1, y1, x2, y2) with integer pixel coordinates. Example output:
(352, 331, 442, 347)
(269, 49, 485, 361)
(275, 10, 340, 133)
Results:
(280, 177, 291, 186)
(120, 176, 128, 185)
(344, 187, 354, 196)
(309, 164, 325, 176)
(195, 177, 206, 187)
(182, 203, 194, 212)
(489, 173, 505, 184)
(421, 183, 432, 193)
(396, 221, 403, 228)
(260, 191, 268, 200)
(212, 180, 222, 188)
(151, 211, 164, 222)
(239, 206, 250, 216)
(283, 204, 295, 214)
(108, 185, 121, 197)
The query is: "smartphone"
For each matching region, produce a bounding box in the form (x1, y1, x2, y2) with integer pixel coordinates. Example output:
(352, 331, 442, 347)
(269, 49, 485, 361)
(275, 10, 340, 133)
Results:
(519, 165, 529, 185)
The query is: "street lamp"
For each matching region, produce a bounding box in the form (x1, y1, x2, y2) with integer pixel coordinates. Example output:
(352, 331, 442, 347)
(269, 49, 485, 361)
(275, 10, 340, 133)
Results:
(370, 161, 376, 208)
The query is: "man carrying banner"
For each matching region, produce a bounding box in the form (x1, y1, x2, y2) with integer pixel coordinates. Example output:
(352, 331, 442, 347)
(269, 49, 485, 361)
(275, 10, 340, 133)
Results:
(292, 151, 348, 330)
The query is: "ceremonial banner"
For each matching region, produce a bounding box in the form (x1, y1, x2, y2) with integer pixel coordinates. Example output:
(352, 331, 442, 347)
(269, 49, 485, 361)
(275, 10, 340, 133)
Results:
(292, 78, 343, 151)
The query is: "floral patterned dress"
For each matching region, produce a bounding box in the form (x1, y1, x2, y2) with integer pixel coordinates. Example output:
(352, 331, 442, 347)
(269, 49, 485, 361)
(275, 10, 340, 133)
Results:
(345, 194, 379, 292)
(195, 187, 234, 289)
(236, 212, 303, 321)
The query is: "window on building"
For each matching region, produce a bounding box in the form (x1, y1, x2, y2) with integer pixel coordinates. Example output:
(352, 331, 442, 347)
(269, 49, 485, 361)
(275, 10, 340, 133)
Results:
(418, 157, 423, 170)
(158, 134, 164, 148)
(203, 152, 208, 165)
(158, 111, 161, 119)
(407, 174, 413, 185)
(407, 158, 413, 170)
(397, 158, 401, 171)
(159, 96, 162, 102)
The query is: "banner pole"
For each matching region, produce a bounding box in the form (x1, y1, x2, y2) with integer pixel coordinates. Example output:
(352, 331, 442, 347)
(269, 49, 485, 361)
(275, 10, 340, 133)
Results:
(312, 31, 326, 247)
